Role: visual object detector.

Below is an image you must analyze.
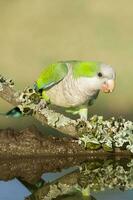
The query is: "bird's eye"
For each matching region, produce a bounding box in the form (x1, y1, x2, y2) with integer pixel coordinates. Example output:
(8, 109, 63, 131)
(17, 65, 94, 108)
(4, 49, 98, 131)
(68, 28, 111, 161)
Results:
(97, 72, 103, 77)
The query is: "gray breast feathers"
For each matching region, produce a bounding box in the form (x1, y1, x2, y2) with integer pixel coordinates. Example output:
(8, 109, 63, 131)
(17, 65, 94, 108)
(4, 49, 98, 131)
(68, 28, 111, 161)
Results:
(46, 66, 99, 107)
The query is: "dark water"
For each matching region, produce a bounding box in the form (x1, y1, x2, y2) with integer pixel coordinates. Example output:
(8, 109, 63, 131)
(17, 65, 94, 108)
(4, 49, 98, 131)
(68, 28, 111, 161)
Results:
(0, 157, 133, 200)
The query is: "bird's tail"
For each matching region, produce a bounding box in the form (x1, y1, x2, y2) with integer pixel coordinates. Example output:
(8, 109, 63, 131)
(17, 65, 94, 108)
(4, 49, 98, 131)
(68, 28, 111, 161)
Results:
(0, 107, 22, 118)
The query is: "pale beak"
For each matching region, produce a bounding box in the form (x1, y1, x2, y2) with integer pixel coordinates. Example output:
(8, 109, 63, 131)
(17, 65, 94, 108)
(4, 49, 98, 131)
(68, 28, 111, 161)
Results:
(101, 79, 115, 93)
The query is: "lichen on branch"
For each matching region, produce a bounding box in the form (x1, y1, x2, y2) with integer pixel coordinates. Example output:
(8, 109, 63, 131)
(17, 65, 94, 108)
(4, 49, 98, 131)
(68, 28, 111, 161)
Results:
(78, 115, 133, 153)
(0, 75, 78, 137)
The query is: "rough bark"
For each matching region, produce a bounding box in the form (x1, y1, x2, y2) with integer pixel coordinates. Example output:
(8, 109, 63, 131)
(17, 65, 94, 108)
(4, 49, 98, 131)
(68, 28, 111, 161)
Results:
(0, 126, 132, 157)
(0, 84, 20, 106)
(0, 126, 80, 156)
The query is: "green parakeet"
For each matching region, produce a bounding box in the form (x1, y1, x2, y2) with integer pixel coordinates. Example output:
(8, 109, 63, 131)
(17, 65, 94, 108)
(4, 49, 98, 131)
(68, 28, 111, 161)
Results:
(35, 60, 115, 120)
(4, 60, 115, 120)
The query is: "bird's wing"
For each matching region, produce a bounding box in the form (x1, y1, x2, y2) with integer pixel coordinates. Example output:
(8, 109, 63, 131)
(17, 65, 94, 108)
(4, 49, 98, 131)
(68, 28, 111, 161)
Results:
(35, 62, 68, 90)
(72, 61, 101, 78)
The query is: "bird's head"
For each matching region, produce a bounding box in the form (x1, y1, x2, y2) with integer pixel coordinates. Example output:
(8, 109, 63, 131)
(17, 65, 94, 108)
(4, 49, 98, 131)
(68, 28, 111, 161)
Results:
(74, 61, 115, 94)
(97, 63, 116, 93)
(84, 63, 116, 94)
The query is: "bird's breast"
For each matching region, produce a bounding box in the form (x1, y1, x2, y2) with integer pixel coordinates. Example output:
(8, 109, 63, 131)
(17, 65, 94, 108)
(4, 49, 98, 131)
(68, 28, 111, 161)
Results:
(46, 67, 97, 107)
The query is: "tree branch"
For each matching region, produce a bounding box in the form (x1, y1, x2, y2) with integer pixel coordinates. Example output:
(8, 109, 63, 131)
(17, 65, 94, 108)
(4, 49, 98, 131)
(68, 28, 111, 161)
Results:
(0, 75, 78, 137)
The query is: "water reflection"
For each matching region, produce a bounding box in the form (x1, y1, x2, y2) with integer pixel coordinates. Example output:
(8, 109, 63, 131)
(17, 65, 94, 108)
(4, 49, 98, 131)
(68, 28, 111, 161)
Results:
(0, 156, 133, 200)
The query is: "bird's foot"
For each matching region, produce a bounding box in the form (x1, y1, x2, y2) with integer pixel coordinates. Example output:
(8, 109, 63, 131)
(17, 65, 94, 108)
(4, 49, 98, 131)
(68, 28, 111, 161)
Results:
(79, 106, 88, 122)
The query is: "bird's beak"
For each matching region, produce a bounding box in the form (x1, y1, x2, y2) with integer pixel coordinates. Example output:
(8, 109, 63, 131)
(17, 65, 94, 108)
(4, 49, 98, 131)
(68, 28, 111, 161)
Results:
(101, 79, 115, 93)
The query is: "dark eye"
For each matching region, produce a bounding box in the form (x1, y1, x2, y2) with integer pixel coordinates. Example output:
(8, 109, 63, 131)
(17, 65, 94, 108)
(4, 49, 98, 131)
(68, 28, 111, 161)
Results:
(97, 72, 103, 77)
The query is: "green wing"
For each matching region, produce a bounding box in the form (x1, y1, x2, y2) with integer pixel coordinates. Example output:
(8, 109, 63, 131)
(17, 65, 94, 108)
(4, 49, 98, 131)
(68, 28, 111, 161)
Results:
(72, 61, 101, 78)
(36, 60, 101, 89)
(36, 62, 68, 90)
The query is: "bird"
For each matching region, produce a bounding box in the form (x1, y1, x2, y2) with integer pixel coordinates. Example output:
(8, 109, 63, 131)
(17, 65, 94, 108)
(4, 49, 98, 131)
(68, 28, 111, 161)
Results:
(35, 60, 115, 120)
(4, 60, 115, 120)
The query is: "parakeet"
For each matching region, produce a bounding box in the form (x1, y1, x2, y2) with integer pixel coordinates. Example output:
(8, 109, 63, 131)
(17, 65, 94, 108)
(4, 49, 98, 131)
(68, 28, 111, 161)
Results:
(35, 60, 115, 120)
(4, 60, 115, 120)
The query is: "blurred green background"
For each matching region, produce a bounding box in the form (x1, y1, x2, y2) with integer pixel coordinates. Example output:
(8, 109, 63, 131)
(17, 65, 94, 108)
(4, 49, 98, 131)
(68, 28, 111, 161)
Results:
(0, 0, 132, 129)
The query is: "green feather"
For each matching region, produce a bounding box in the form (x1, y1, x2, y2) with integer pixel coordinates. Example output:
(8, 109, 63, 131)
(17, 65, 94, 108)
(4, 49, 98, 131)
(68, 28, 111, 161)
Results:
(36, 62, 68, 90)
(72, 61, 101, 78)
(36, 60, 101, 90)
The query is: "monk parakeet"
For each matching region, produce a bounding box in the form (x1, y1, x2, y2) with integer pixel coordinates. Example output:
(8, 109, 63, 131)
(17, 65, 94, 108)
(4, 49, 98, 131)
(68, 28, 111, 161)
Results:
(4, 60, 115, 120)
(35, 60, 115, 120)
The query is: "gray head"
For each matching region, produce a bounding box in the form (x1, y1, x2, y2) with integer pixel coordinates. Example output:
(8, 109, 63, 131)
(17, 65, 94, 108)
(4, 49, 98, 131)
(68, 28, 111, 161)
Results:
(83, 63, 116, 93)
(97, 63, 116, 93)
(100, 63, 115, 80)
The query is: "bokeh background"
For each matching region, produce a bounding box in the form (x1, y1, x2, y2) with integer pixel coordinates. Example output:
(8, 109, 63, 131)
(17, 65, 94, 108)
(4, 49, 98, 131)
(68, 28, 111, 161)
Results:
(0, 0, 132, 129)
